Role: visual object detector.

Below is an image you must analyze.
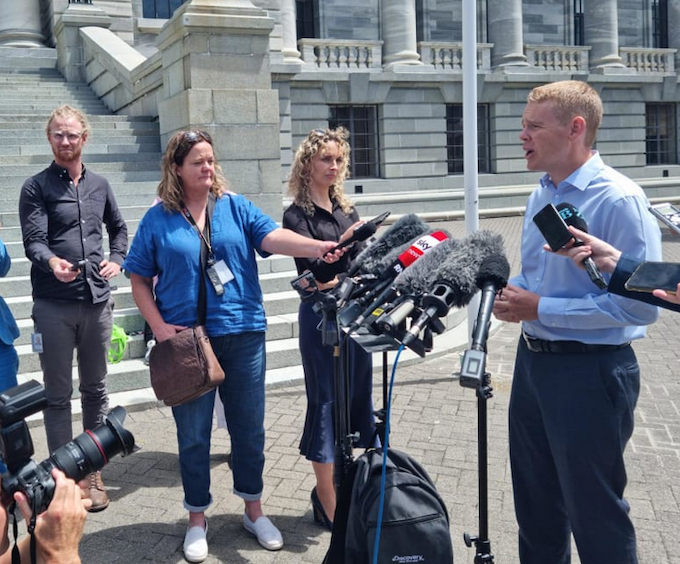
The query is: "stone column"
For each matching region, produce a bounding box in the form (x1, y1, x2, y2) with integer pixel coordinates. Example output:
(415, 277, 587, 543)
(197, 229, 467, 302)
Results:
(279, 0, 301, 62)
(381, 0, 422, 69)
(157, 0, 282, 218)
(487, 0, 528, 69)
(584, 0, 625, 70)
(0, 0, 46, 46)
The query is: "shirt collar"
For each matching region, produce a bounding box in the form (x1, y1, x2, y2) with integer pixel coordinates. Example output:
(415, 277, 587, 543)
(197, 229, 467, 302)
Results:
(539, 151, 603, 194)
(49, 160, 87, 180)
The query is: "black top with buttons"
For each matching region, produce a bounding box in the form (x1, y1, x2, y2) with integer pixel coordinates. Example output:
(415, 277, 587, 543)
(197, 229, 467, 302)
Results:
(283, 200, 362, 284)
(19, 162, 128, 303)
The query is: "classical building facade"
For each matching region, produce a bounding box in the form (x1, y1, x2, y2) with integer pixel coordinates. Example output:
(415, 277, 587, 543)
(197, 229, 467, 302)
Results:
(2, 0, 680, 216)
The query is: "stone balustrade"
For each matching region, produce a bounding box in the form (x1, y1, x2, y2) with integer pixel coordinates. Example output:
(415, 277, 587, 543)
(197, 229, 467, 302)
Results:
(298, 38, 383, 70)
(620, 47, 676, 74)
(525, 45, 590, 71)
(418, 42, 493, 71)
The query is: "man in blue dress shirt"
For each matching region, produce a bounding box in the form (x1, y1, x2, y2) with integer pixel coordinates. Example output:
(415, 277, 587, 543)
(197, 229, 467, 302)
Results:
(492, 80, 661, 564)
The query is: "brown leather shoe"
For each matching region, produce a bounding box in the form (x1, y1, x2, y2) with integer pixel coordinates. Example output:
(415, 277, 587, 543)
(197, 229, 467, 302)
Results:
(82, 471, 110, 512)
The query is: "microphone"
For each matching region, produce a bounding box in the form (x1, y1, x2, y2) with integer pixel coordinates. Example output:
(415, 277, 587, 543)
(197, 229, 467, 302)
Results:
(378, 238, 462, 334)
(344, 230, 450, 329)
(555, 202, 607, 289)
(323, 210, 390, 257)
(401, 230, 505, 348)
(348, 214, 430, 276)
(459, 253, 510, 389)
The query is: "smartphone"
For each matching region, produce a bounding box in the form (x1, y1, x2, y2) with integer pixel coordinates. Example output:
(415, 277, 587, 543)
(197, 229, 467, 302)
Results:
(70, 259, 87, 271)
(624, 261, 680, 294)
(532, 203, 574, 251)
(649, 202, 680, 235)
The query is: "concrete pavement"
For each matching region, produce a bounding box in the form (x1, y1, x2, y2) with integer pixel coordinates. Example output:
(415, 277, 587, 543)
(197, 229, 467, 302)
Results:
(17, 215, 680, 564)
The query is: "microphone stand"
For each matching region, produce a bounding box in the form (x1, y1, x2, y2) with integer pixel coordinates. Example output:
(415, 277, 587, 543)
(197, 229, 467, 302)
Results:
(313, 292, 356, 491)
(460, 347, 495, 563)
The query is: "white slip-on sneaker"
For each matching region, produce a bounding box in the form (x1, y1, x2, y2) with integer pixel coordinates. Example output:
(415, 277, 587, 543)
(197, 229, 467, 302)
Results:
(183, 520, 208, 563)
(243, 513, 283, 551)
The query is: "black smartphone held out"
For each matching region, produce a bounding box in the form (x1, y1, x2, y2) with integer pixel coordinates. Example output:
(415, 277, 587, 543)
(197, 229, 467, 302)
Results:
(649, 202, 680, 235)
(70, 259, 87, 271)
(532, 203, 574, 251)
(624, 261, 680, 294)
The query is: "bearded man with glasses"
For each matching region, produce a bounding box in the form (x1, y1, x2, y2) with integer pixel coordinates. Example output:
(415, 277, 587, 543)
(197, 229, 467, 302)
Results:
(18, 105, 128, 513)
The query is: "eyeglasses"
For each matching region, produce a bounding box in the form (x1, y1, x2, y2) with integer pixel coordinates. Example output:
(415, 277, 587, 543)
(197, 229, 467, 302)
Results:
(50, 131, 84, 143)
(311, 128, 326, 137)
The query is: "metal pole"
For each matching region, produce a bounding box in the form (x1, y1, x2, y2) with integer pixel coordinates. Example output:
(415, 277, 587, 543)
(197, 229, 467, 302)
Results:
(463, 0, 480, 337)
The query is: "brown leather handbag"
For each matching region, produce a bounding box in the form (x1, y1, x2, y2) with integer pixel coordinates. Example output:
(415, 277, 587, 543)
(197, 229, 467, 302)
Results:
(149, 325, 224, 407)
(148, 194, 225, 407)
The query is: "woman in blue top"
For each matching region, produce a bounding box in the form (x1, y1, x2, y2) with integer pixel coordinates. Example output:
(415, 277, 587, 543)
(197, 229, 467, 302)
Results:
(123, 130, 341, 563)
(0, 225, 20, 393)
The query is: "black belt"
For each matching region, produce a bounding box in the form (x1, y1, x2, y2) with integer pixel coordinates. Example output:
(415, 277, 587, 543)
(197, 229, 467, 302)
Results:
(522, 331, 630, 354)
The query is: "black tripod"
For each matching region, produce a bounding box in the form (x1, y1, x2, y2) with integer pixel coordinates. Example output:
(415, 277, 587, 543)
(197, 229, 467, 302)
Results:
(313, 292, 357, 490)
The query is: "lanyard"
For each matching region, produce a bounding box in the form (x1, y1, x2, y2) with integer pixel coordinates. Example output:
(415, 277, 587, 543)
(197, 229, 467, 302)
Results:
(181, 202, 214, 263)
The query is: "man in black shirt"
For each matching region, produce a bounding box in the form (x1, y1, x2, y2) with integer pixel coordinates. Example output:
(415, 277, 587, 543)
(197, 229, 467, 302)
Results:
(19, 105, 128, 512)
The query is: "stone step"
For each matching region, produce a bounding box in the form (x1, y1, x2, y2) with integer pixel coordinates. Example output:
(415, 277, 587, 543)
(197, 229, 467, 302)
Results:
(0, 262, 300, 299)
(0, 115, 159, 125)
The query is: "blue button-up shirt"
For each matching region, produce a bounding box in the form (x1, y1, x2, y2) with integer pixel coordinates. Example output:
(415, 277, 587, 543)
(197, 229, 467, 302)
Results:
(512, 152, 661, 344)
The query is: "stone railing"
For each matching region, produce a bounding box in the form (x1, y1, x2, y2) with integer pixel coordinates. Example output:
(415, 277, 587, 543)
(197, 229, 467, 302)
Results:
(298, 39, 383, 70)
(525, 45, 590, 71)
(621, 47, 676, 74)
(80, 26, 162, 116)
(418, 42, 493, 71)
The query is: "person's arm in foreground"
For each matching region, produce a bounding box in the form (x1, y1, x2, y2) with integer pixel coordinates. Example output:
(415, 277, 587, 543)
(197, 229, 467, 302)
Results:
(556, 226, 680, 310)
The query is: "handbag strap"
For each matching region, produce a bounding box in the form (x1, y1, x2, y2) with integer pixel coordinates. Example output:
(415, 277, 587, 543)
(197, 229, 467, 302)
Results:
(197, 193, 216, 326)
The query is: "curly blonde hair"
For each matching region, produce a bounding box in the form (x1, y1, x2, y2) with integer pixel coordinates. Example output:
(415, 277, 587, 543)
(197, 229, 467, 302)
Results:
(288, 127, 354, 216)
(157, 130, 229, 212)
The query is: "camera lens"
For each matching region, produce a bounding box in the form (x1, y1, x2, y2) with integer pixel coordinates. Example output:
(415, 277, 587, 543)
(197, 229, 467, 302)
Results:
(44, 406, 137, 482)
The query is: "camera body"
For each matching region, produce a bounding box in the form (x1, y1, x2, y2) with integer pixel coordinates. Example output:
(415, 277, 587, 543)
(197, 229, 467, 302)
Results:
(0, 380, 137, 514)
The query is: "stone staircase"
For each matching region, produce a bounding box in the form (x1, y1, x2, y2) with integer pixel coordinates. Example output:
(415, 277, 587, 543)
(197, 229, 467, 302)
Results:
(0, 57, 467, 418)
(0, 61, 327, 414)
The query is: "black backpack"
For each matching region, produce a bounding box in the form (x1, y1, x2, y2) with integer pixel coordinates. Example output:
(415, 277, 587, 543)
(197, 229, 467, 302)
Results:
(324, 447, 454, 564)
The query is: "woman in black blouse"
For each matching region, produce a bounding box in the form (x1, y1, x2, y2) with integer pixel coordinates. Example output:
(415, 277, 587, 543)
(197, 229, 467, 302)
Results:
(283, 127, 376, 530)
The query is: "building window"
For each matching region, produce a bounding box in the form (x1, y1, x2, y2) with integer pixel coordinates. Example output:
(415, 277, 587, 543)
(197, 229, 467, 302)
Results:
(573, 0, 584, 46)
(296, 0, 318, 40)
(646, 103, 677, 165)
(329, 106, 380, 178)
(142, 0, 187, 18)
(652, 0, 669, 48)
(446, 104, 492, 174)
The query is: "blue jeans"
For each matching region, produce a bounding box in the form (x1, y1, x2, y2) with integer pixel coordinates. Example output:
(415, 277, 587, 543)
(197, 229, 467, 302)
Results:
(0, 341, 18, 393)
(172, 331, 266, 512)
(0, 342, 18, 474)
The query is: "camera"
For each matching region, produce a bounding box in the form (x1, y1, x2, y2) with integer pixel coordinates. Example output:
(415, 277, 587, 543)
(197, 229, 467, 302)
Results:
(0, 380, 138, 514)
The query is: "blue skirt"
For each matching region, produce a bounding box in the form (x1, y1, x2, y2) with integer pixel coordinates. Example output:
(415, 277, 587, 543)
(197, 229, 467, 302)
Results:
(298, 299, 377, 464)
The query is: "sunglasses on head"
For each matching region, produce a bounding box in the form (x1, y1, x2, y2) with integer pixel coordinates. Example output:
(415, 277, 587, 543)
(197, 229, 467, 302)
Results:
(183, 130, 212, 144)
(173, 130, 212, 162)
